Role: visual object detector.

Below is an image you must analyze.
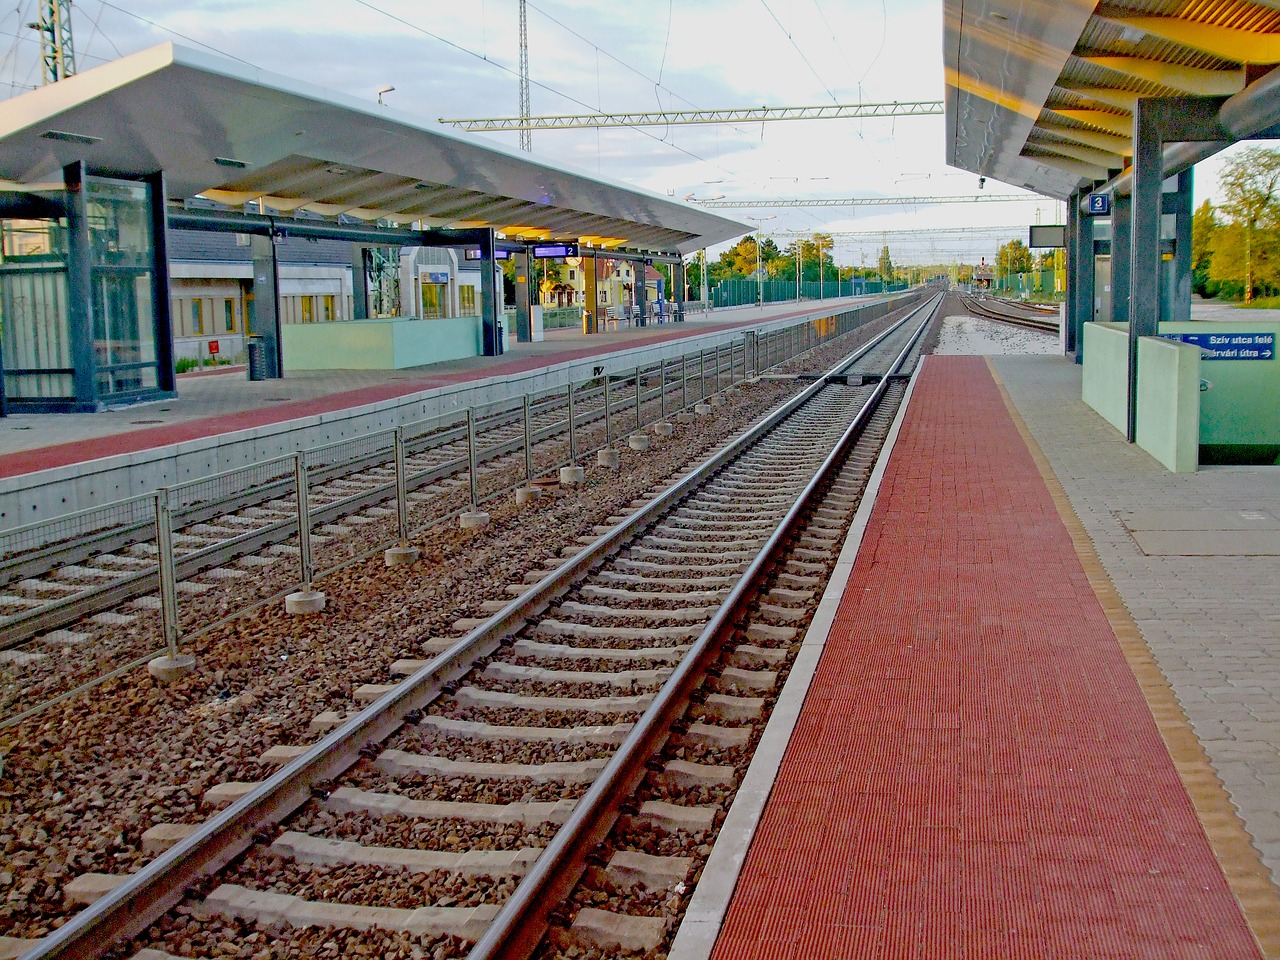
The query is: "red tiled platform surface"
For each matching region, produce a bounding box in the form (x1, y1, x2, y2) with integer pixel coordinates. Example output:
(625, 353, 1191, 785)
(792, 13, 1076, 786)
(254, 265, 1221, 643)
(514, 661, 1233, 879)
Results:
(711, 356, 1261, 960)
(0, 316, 766, 479)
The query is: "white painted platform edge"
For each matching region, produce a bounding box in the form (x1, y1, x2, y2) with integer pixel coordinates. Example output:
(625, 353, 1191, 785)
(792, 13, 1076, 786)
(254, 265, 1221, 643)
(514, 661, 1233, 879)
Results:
(666, 360, 924, 960)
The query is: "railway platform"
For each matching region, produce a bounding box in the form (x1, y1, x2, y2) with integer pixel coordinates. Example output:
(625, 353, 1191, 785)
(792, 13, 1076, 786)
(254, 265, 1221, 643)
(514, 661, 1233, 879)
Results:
(680, 354, 1280, 959)
(0, 295, 889, 532)
(0, 299, 866, 477)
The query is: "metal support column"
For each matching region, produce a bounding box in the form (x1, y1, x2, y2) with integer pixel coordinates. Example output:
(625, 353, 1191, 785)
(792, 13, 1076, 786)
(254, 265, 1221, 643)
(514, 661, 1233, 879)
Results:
(479, 228, 502, 356)
(63, 161, 97, 410)
(672, 259, 686, 322)
(582, 256, 598, 334)
(514, 249, 533, 342)
(250, 234, 283, 378)
(635, 260, 648, 327)
(1071, 190, 1096, 366)
(1171, 169, 1194, 321)
(1129, 99, 1165, 441)
(1065, 190, 1080, 355)
(1112, 192, 1132, 325)
(350, 244, 369, 319)
(146, 171, 176, 394)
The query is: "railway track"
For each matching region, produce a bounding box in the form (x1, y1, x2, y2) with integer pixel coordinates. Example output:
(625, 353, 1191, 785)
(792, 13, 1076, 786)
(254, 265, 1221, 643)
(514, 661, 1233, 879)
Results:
(0, 358, 714, 649)
(9, 294, 942, 960)
(0, 302, 921, 668)
(958, 294, 1060, 334)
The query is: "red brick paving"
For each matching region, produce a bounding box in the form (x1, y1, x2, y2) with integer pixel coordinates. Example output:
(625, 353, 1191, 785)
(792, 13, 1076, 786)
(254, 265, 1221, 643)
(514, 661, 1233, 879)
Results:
(710, 356, 1262, 960)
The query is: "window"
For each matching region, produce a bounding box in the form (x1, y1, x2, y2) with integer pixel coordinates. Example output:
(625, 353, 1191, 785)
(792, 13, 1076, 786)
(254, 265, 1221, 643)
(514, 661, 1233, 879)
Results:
(459, 285, 477, 316)
(301, 296, 315, 323)
(224, 299, 235, 332)
(191, 298, 203, 335)
(568, 269, 576, 280)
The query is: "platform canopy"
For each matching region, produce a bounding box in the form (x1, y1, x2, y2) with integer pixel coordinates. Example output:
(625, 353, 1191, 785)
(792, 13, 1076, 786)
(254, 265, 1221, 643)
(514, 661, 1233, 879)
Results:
(0, 43, 746, 256)
(946, 0, 1280, 200)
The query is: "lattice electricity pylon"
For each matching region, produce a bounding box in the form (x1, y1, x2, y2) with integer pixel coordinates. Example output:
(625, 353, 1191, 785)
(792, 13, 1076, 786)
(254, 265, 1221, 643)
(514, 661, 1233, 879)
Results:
(33, 0, 76, 85)
(517, 0, 531, 152)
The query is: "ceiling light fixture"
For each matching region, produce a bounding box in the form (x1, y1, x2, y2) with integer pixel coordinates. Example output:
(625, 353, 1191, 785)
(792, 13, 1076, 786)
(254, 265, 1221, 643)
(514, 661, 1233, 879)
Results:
(40, 129, 101, 145)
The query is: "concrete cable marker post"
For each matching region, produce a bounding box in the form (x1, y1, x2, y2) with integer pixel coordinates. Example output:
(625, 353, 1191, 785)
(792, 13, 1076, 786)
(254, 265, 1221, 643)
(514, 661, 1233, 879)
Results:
(285, 454, 325, 614)
(146, 487, 196, 681)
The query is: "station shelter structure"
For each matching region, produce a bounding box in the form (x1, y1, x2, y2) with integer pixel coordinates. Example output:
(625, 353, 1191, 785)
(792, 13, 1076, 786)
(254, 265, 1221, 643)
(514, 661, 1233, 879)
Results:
(946, 0, 1280, 469)
(0, 43, 745, 412)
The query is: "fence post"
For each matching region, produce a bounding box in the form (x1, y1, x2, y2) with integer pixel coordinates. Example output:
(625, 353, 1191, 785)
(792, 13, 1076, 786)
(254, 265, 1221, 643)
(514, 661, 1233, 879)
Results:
(385, 426, 420, 565)
(604, 373, 613, 447)
(628, 365, 651, 450)
(145, 487, 196, 681)
(515, 395, 542, 506)
(560, 380, 585, 484)
(459, 409, 491, 527)
(285, 453, 325, 613)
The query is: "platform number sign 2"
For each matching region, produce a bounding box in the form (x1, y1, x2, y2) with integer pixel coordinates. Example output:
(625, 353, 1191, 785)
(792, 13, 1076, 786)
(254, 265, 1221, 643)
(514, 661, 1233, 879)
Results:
(1087, 193, 1111, 216)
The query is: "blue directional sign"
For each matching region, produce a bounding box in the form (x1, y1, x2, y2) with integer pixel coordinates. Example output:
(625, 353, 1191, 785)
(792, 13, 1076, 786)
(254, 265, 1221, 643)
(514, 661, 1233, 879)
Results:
(1087, 192, 1111, 216)
(1161, 332, 1275, 360)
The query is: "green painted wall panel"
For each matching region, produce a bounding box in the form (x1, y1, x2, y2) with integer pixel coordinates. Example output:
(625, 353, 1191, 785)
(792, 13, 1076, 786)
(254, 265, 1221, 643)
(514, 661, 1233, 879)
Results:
(281, 316, 482, 370)
(1081, 322, 1129, 433)
(1157, 320, 1280, 446)
(1136, 337, 1200, 473)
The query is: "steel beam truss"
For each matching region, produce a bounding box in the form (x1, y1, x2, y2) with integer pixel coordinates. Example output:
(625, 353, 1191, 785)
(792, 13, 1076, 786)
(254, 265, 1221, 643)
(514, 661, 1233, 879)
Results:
(690, 194, 1038, 209)
(439, 100, 943, 132)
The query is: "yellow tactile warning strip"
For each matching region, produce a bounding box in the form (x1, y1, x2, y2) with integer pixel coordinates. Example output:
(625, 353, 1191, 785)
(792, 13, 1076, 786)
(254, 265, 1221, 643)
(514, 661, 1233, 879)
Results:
(986, 356, 1280, 959)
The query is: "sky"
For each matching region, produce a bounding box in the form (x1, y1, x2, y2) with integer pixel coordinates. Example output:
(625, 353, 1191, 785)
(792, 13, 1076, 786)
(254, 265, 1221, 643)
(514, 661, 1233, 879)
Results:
(0, 0, 1261, 267)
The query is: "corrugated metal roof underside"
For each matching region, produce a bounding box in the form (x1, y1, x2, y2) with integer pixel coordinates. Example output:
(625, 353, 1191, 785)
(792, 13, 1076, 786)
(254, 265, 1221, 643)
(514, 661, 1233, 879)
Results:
(0, 44, 746, 255)
(946, 0, 1280, 200)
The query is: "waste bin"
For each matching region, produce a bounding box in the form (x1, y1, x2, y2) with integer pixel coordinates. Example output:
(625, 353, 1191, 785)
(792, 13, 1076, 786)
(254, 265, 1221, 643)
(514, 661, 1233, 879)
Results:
(582, 309, 596, 335)
(246, 337, 267, 381)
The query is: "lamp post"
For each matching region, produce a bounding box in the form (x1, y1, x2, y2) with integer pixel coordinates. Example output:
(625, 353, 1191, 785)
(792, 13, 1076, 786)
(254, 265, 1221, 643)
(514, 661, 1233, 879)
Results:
(746, 215, 776, 309)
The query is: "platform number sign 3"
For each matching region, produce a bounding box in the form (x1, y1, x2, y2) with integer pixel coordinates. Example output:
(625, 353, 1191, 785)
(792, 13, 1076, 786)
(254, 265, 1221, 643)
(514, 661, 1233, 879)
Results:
(1087, 193, 1111, 216)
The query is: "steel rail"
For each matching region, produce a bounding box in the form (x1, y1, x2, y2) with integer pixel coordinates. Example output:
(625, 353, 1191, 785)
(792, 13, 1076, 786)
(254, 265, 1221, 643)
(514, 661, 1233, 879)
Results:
(466, 293, 942, 960)
(17, 295, 935, 960)
(0, 300, 915, 651)
(959, 295, 1060, 334)
(0, 362, 701, 649)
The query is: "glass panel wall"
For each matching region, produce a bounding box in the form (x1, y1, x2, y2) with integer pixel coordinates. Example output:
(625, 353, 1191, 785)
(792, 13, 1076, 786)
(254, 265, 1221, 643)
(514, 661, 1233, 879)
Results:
(86, 177, 160, 399)
(0, 217, 72, 400)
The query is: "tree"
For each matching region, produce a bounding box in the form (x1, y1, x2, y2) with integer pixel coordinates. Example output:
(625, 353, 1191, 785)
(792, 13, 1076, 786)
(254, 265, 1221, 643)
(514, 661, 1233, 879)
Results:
(1217, 147, 1280, 302)
(878, 245, 894, 281)
(1192, 200, 1219, 297)
(996, 239, 1034, 277)
(712, 234, 781, 281)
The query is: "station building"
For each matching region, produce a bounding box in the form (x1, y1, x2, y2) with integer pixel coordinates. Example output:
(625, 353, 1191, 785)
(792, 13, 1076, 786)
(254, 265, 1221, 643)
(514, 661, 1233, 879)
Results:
(0, 43, 743, 412)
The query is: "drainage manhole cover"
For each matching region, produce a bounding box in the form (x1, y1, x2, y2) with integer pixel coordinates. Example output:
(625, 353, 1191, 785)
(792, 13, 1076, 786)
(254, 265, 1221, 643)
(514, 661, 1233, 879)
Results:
(131, 419, 165, 424)
(265, 397, 293, 402)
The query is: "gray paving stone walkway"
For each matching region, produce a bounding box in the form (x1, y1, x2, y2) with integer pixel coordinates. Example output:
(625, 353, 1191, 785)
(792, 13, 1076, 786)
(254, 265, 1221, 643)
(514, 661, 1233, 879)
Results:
(995, 354, 1280, 887)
